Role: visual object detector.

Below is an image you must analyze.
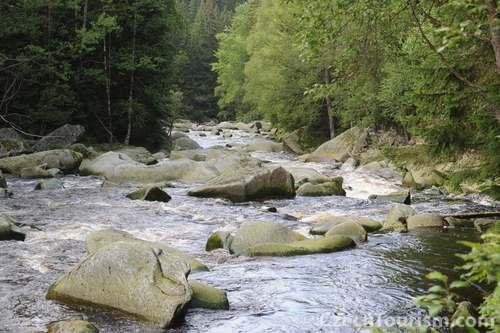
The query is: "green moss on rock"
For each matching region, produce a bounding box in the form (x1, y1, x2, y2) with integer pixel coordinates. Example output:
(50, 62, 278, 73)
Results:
(189, 281, 229, 310)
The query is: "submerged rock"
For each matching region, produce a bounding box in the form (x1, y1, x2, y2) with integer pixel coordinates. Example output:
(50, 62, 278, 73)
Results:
(325, 221, 367, 243)
(32, 124, 85, 152)
(0, 215, 26, 241)
(46, 241, 192, 328)
(126, 186, 171, 203)
(86, 229, 208, 272)
(296, 178, 345, 197)
(383, 204, 417, 232)
(47, 320, 98, 333)
(406, 214, 444, 230)
(188, 166, 295, 202)
(34, 179, 64, 191)
(306, 127, 369, 162)
(189, 281, 229, 310)
(0, 149, 82, 175)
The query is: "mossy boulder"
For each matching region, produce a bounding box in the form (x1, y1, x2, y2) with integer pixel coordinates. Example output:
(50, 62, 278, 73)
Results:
(0, 139, 31, 158)
(20, 165, 61, 178)
(285, 167, 332, 188)
(34, 179, 64, 191)
(173, 136, 201, 151)
(46, 241, 192, 328)
(47, 320, 98, 333)
(407, 214, 444, 230)
(32, 124, 85, 152)
(405, 168, 446, 190)
(383, 204, 417, 232)
(296, 178, 346, 197)
(229, 221, 305, 255)
(188, 166, 295, 202)
(243, 235, 355, 257)
(126, 186, 171, 203)
(86, 229, 208, 272)
(325, 221, 367, 243)
(0, 149, 82, 175)
(189, 281, 229, 310)
(205, 231, 233, 251)
(355, 217, 383, 232)
(170, 149, 211, 161)
(306, 127, 369, 162)
(282, 129, 306, 155)
(116, 146, 157, 165)
(0, 215, 26, 241)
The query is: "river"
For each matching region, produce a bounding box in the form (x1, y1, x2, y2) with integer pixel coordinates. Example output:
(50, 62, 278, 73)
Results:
(0, 128, 496, 333)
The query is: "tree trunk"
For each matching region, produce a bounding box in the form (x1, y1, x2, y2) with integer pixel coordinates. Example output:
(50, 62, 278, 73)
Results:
(103, 35, 113, 143)
(124, 12, 137, 145)
(324, 68, 335, 139)
(488, 0, 500, 74)
(82, 0, 88, 31)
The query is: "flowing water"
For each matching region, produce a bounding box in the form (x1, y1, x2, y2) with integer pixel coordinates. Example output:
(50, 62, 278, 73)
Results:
(0, 129, 497, 333)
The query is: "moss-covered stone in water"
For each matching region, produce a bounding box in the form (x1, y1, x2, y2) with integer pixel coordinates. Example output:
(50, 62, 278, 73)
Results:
(205, 231, 232, 251)
(189, 281, 229, 310)
(355, 217, 383, 232)
(406, 214, 444, 230)
(243, 235, 355, 257)
(296, 178, 345, 197)
(126, 186, 171, 202)
(325, 221, 367, 243)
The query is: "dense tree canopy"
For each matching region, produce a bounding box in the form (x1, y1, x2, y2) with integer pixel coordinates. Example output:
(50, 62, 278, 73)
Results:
(213, 0, 500, 174)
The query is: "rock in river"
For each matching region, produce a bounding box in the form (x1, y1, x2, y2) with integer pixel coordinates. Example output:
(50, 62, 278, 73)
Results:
(296, 177, 345, 197)
(86, 229, 208, 272)
(325, 221, 367, 243)
(0, 215, 26, 241)
(0, 149, 82, 175)
(34, 179, 64, 191)
(47, 320, 98, 333)
(189, 281, 229, 310)
(307, 214, 382, 235)
(46, 241, 192, 328)
(406, 214, 444, 230)
(20, 164, 61, 178)
(188, 166, 295, 202)
(306, 127, 369, 162)
(383, 204, 416, 232)
(126, 186, 171, 203)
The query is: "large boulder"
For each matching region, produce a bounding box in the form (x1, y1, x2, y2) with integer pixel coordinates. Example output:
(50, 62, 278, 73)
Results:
(244, 139, 283, 153)
(173, 136, 201, 151)
(46, 241, 192, 328)
(244, 235, 355, 257)
(403, 167, 446, 189)
(0, 215, 26, 241)
(86, 229, 208, 272)
(282, 129, 306, 155)
(357, 161, 402, 181)
(296, 178, 345, 197)
(116, 147, 157, 165)
(0, 139, 31, 158)
(188, 166, 295, 202)
(126, 186, 171, 203)
(285, 167, 333, 187)
(229, 221, 305, 255)
(306, 127, 369, 162)
(32, 124, 85, 152)
(406, 214, 444, 230)
(189, 281, 229, 310)
(0, 149, 82, 175)
(47, 320, 98, 333)
(325, 221, 367, 242)
(20, 164, 61, 178)
(383, 204, 417, 232)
